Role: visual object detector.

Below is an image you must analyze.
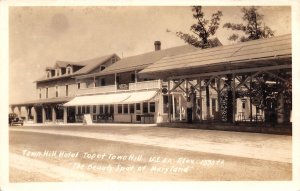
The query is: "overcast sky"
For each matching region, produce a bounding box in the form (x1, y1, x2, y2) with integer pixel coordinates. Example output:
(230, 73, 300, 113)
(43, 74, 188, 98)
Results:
(9, 6, 291, 103)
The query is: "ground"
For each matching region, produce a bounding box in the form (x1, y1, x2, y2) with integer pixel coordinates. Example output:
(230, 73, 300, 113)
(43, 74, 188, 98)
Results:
(9, 124, 292, 181)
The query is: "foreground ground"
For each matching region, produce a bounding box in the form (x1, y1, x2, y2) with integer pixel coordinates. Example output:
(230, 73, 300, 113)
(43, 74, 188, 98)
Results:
(9, 124, 292, 181)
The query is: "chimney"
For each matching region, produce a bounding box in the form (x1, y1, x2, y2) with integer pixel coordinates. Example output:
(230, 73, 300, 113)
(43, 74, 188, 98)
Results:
(154, 41, 161, 51)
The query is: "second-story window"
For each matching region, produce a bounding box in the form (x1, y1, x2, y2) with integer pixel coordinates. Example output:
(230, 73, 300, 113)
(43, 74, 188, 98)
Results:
(100, 66, 106, 71)
(55, 69, 61, 76)
(66, 67, 72, 74)
(77, 83, 81, 89)
(65, 85, 68, 97)
(46, 88, 48, 99)
(39, 88, 41, 99)
(55, 86, 58, 97)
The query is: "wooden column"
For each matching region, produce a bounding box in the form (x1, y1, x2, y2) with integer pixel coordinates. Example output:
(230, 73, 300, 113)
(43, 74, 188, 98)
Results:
(167, 80, 171, 122)
(179, 95, 182, 121)
(42, 107, 46, 123)
(206, 80, 211, 120)
(172, 94, 176, 121)
(52, 106, 56, 123)
(63, 107, 68, 124)
(198, 78, 202, 123)
(33, 107, 37, 123)
(217, 77, 221, 121)
(232, 74, 236, 124)
(250, 76, 253, 122)
(24, 106, 29, 121)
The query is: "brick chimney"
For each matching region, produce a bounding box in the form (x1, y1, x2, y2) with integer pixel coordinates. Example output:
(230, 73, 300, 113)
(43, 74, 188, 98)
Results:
(154, 41, 161, 51)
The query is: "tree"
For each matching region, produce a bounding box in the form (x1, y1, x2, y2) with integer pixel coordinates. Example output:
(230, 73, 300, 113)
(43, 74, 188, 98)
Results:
(176, 6, 223, 121)
(223, 6, 275, 42)
(176, 6, 223, 48)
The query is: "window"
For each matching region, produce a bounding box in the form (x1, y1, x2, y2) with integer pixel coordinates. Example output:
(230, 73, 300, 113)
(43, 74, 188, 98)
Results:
(93, 106, 96, 113)
(149, 102, 155, 113)
(110, 105, 114, 114)
(131, 73, 135, 82)
(136, 103, 141, 111)
(118, 104, 122, 114)
(55, 86, 58, 97)
(55, 69, 61, 76)
(123, 104, 128, 114)
(104, 105, 109, 113)
(46, 88, 48, 99)
(143, 102, 148, 113)
(82, 106, 86, 114)
(86, 106, 90, 114)
(61, 68, 66, 75)
(116, 76, 120, 84)
(99, 105, 104, 114)
(77, 83, 81, 89)
(101, 78, 106, 86)
(39, 88, 41, 99)
(242, 102, 246, 109)
(100, 66, 106, 71)
(66, 67, 72, 74)
(112, 56, 117, 63)
(78, 106, 82, 115)
(65, 85, 68, 97)
(129, 104, 134, 114)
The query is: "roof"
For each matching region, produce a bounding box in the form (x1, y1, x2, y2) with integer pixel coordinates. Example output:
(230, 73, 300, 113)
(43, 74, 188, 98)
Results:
(35, 54, 117, 82)
(10, 97, 73, 106)
(73, 54, 117, 75)
(76, 45, 199, 79)
(139, 34, 291, 78)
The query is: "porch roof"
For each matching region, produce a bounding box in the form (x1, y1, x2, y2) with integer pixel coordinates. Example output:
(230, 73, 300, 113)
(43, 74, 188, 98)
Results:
(139, 34, 291, 79)
(10, 97, 73, 107)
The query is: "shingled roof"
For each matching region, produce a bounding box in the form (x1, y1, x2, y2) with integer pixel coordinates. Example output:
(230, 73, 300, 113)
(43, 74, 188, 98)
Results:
(139, 34, 291, 79)
(35, 54, 117, 82)
(76, 44, 199, 79)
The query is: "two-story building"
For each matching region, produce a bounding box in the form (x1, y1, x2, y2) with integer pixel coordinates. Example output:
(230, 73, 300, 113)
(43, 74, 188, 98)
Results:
(10, 35, 292, 125)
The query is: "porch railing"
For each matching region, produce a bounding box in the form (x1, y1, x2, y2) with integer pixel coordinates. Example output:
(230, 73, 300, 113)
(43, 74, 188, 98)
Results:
(76, 80, 161, 96)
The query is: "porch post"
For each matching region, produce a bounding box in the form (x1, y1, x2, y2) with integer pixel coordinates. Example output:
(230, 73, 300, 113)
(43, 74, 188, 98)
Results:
(179, 95, 182, 121)
(172, 94, 176, 121)
(198, 78, 203, 123)
(232, 73, 236, 124)
(52, 106, 56, 123)
(167, 80, 171, 122)
(17, 106, 21, 117)
(33, 107, 37, 123)
(24, 106, 29, 121)
(205, 79, 211, 120)
(250, 76, 253, 122)
(217, 77, 221, 121)
(42, 107, 46, 123)
(114, 73, 117, 92)
(63, 107, 68, 124)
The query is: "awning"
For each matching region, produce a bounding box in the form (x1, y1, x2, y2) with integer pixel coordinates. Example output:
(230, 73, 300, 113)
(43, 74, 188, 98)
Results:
(63, 90, 157, 106)
(121, 90, 157, 104)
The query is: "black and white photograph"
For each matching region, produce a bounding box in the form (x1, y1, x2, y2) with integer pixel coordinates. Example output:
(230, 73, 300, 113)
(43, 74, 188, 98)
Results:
(1, 1, 300, 191)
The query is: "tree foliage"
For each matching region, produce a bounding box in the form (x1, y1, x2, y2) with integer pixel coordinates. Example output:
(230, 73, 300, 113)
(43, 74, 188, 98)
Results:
(176, 6, 223, 48)
(223, 6, 275, 42)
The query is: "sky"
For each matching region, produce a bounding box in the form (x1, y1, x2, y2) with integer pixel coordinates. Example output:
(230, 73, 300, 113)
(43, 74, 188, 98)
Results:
(9, 6, 291, 103)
